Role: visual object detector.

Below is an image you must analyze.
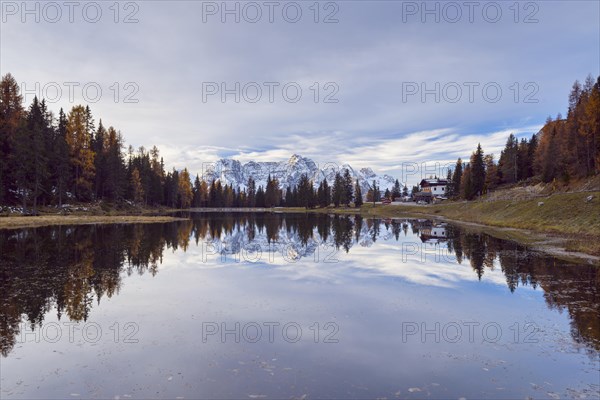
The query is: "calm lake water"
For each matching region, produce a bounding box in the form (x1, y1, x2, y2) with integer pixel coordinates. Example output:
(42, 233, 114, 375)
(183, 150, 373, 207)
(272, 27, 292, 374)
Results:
(1, 212, 599, 399)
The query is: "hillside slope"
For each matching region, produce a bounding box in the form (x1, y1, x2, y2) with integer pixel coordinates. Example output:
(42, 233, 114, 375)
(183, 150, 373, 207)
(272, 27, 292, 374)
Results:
(362, 191, 600, 257)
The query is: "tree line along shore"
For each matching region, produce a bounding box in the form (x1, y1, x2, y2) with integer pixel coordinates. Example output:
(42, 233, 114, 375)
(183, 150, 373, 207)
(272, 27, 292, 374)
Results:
(1, 73, 599, 256)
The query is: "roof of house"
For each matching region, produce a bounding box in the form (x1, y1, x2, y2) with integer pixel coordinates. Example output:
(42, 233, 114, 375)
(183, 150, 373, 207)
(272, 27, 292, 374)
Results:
(420, 178, 448, 186)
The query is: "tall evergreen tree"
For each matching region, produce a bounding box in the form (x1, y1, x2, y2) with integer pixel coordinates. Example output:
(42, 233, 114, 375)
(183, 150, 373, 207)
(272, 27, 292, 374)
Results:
(192, 175, 202, 207)
(461, 163, 474, 200)
(297, 174, 313, 208)
(343, 168, 353, 206)
(445, 168, 453, 197)
(451, 158, 463, 199)
(392, 179, 401, 199)
(285, 186, 293, 207)
(247, 176, 256, 207)
(264, 174, 280, 207)
(102, 126, 126, 201)
(332, 172, 344, 207)
(499, 134, 518, 184)
(526, 134, 538, 179)
(130, 167, 144, 204)
(371, 180, 380, 205)
(53, 108, 71, 206)
(255, 185, 265, 207)
(354, 179, 363, 207)
(483, 154, 499, 192)
(470, 143, 485, 197)
(92, 120, 107, 198)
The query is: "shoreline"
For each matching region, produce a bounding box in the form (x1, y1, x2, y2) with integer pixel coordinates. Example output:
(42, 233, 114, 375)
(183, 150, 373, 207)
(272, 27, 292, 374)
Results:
(0, 215, 186, 230)
(1, 192, 598, 264)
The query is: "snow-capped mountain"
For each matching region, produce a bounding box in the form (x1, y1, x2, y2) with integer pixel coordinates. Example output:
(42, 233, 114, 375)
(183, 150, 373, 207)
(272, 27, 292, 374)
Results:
(201, 154, 400, 197)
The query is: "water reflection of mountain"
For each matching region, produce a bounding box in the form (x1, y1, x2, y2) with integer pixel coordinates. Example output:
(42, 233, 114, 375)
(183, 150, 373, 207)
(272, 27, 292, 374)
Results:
(1, 213, 598, 356)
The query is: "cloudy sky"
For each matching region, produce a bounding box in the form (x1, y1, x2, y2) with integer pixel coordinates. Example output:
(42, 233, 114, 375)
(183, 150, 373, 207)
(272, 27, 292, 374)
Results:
(1, 0, 598, 182)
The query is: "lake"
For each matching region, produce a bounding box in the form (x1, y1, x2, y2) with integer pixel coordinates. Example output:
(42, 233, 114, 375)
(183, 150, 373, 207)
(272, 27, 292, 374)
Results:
(1, 212, 598, 399)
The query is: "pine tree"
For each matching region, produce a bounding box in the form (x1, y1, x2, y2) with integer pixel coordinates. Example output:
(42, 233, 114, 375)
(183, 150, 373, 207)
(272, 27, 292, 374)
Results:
(131, 167, 144, 204)
(499, 134, 518, 184)
(297, 174, 313, 208)
(343, 168, 353, 206)
(317, 179, 327, 207)
(332, 172, 343, 207)
(148, 145, 164, 205)
(451, 158, 463, 199)
(392, 179, 401, 199)
(165, 169, 179, 208)
(446, 168, 453, 197)
(542, 127, 559, 182)
(354, 179, 363, 207)
(470, 143, 485, 197)
(526, 134, 538, 179)
(199, 179, 209, 207)
(255, 185, 265, 207)
(323, 179, 331, 207)
(105, 127, 127, 202)
(461, 163, 473, 200)
(215, 180, 223, 207)
(265, 174, 280, 207)
(223, 184, 234, 207)
(483, 154, 499, 192)
(53, 108, 71, 206)
(37, 99, 55, 205)
(92, 120, 106, 198)
(411, 185, 419, 199)
(247, 176, 256, 207)
(193, 175, 202, 207)
(29, 97, 50, 212)
(371, 180, 380, 204)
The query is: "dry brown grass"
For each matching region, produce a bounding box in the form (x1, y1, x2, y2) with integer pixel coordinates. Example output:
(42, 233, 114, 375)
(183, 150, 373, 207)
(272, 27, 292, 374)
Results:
(0, 215, 184, 230)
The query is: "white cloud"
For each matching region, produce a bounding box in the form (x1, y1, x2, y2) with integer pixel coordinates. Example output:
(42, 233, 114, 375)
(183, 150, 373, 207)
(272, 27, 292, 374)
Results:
(1, 0, 597, 185)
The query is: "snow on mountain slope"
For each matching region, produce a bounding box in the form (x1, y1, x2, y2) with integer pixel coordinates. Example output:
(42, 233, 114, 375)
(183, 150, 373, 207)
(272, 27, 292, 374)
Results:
(202, 154, 401, 195)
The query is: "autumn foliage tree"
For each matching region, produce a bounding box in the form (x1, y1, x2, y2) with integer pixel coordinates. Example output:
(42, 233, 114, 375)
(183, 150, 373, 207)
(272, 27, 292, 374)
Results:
(66, 105, 96, 200)
(1, 72, 597, 210)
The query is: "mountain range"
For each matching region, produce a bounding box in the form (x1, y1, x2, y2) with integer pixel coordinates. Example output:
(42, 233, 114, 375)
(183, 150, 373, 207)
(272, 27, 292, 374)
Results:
(201, 154, 401, 196)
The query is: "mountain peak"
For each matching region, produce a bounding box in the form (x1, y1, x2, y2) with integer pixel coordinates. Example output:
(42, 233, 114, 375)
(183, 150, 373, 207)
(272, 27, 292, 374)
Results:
(202, 155, 400, 197)
(289, 154, 304, 163)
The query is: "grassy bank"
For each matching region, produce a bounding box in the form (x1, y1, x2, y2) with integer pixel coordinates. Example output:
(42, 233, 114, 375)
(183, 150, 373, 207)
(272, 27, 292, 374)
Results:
(0, 215, 185, 230)
(0, 202, 184, 229)
(318, 191, 600, 259)
(2, 192, 598, 260)
(270, 191, 599, 260)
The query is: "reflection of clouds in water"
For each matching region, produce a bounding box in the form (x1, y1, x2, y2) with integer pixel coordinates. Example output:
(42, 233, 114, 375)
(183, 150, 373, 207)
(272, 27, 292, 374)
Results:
(345, 243, 513, 289)
(1, 215, 598, 399)
(165, 226, 517, 290)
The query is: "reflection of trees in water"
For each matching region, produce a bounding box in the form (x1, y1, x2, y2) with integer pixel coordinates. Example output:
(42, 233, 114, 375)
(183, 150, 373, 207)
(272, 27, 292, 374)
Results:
(1, 214, 598, 356)
(0, 223, 178, 357)
(444, 224, 600, 353)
